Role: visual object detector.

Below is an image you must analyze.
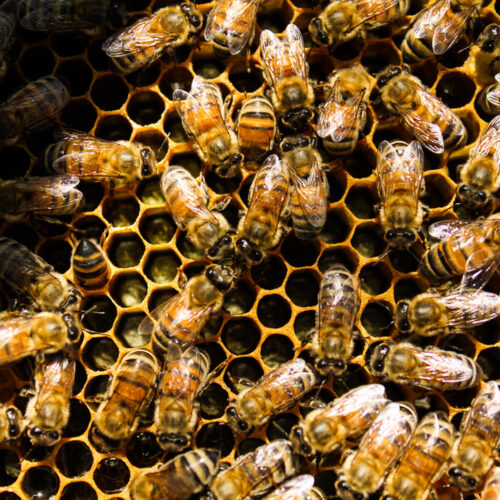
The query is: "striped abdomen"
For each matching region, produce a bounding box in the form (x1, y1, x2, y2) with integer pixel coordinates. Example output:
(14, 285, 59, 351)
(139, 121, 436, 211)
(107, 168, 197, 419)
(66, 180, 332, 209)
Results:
(72, 239, 109, 289)
(482, 467, 500, 500)
(323, 101, 365, 155)
(477, 82, 500, 116)
(358, 0, 409, 26)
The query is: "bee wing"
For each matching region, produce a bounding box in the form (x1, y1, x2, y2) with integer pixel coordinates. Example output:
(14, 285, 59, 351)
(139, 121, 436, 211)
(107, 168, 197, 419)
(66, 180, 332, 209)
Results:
(487, 85, 500, 107)
(165, 347, 207, 398)
(325, 383, 387, 417)
(401, 140, 425, 204)
(427, 219, 473, 239)
(459, 256, 497, 292)
(260, 29, 287, 90)
(432, 6, 473, 54)
(421, 347, 478, 385)
(470, 114, 500, 161)
(265, 475, 315, 499)
(440, 290, 500, 327)
(284, 23, 307, 82)
(352, 0, 411, 26)
(412, 0, 450, 40)
(377, 140, 403, 201)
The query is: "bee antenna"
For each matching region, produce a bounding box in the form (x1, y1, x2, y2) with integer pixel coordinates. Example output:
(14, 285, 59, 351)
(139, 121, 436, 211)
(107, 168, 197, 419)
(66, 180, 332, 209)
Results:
(375, 247, 391, 265)
(458, 42, 474, 53)
(407, 247, 422, 265)
(271, 420, 290, 439)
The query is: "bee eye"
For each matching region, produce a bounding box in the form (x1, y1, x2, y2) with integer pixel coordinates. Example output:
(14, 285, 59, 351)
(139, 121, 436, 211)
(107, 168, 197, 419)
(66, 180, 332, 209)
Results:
(385, 230, 397, 240)
(174, 436, 188, 446)
(317, 360, 328, 369)
(282, 142, 292, 151)
(467, 478, 477, 488)
(458, 184, 470, 195)
(334, 361, 345, 371)
(477, 191, 487, 202)
(374, 361, 384, 372)
(404, 231, 415, 241)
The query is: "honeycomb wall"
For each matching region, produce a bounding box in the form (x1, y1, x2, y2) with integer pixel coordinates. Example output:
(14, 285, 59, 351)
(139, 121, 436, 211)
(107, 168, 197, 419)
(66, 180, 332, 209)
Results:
(0, 0, 500, 498)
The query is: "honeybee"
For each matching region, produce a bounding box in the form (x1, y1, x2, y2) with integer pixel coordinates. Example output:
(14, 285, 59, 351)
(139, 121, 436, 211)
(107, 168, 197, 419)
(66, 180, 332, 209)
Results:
(367, 341, 483, 391)
(0, 175, 84, 219)
(376, 140, 425, 248)
(173, 75, 243, 178)
(25, 352, 75, 447)
(383, 411, 455, 500)
(102, 3, 203, 73)
(45, 130, 157, 187)
(92, 348, 160, 451)
(0, 76, 69, 143)
(477, 74, 500, 116)
(210, 439, 298, 500)
(131, 448, 220, 500)
(378, 66, 467, 154)
(71, 238, 110, 290)
(260, 24, 315, 131)
(263, 475, 326, 500)
(237, 95, 277, 164)
(317, 65, 372, 156)
(0, 404, 23, 443)
(204, 0, 259, 57)
(281, 135, 322, 178)
(470, 24, 500, 85)
(309, 0, 409, 50)
(336, 402, 417, 500)
(160, 165, 231, 257)
(0, 0, 17, 80)
(226, 358, 316, 433)
(155, 346, 211, 452)
(447, 381, 500, 491)
(236, 154, 290, 264)
(290, 384, 389, 457)
(482, 467, 500, 500)
(139, 264, 234, 360)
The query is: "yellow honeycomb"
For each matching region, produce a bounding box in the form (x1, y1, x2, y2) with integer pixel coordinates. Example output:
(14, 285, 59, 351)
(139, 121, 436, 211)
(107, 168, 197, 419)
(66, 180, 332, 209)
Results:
(0, 0, 500, 498)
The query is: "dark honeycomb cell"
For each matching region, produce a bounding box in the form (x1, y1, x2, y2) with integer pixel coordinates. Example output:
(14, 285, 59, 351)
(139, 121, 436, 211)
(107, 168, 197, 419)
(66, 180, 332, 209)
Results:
(37, 238, 72, 273)
(196, 423, 235, 458)
(148, 288, 178, 311)
(224, 280, 256, 315)
(192, 52, 225, 79)
(134, 130, 169, 164)
(197, 342, 227, 372)
(205, 170, 242, 194)
(60, 99, 97, 132)
(261, 335, 294, 367)
(224, 357, 264, 394)
(144, 250, 181, 284)
(83, 375, 109, 412)
(139, 210, 176, 244)
(19, 45, 55, 80)
(332, 363, 370, 395)
(87, 37, 109, 71)
(22, 466, 59, 499)
(0, 494, 21, 500)
(438, 334, 476, 358)
(359, 262, 392, 295)
(60, 482, 97, 500)
(200, 383, 229, 419)
(95, 115, 132, 141)
(159, 67, 193, 100)
(388, 248, 421, 273)
(436, 72, 476, 109)
(285, 270, 319, 307)
(342, 147, 375, 178)
(102, 196, 140, 227)
(127, 91, 165, 125)
(221, 318, 261, 355)
(126, 432, 162, 468)
(228, 61, 264, 92)
(318, 247, 359, 273)
(91, 74, 129, 111)
(237, 438, 267, 456)
(475, 317, 500, 346)
(110, 272, 148, 307)
(257, 3, 293, 32)
(257, 294, 292, 328)
(168, 153, 202, 177)
(62, 399, 91, 438)
(351, 223, 385, 258)
(267, 413, 299, 441)
(82, 337, 119, 371)
(108, 233, 145, 268)
(423, 173, 455, 208)
(0, 147, 30, 179)
(461, 112, 480, 146)
(94, 457, 130, 494)
(345, 184, 377, 219)
(81, 296, 117, 333)
(56, 59, 93, 96)
(438, 38, 470, 68)
(55, 441, 93, 478)
(293, 310, 315, 342)
(51, 32, 89, 57)
(361, 302, 393, 337)
(442, 387, 478, 410)
(361, 41, 401, 76)
(72, 215, 107, 240)
(115, 312, 149, 348)
(320, 208, 352, 244)
(393, 277, 426, 303)
(315, 470, 337, 498)
(0, 450, 20, 486)
(163, 112, 188, 143)
(125, 61, 161, 88)
(251, 255, 287, 289)
(281, 234, 321, 267)
(73, 361, 87, 395)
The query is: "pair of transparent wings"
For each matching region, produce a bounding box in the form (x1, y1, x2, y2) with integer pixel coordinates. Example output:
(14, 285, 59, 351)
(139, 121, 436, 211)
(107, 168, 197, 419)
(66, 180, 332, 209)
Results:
(263, 475, 317, 500)
(467, 114, 500, 164)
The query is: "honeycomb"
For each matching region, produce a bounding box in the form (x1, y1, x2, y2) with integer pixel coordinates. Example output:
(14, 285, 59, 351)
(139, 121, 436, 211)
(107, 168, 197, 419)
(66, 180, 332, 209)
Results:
(0, 0, 500, 498)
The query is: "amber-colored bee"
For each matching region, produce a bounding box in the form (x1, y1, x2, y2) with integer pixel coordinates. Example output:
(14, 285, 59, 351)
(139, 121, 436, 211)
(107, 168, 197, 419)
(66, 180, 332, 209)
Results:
(263, 475, 326, 500)
(45, 130, 157, 187)
(0, 76, 69, 143)
(236, 154, 290, 264)
(25, 352, 75, 447)
(71, 238, 110, 290)
(477, 74, 500, 116)
(155, 346, 211, 452)
(376, 140, 425, 248)
(174, 75, 243, 178)
(260, 24, 315, 131)
(290, 384, 388, 457)
(482, 467, 500, 500)
(309, 0, 408, 50)
(470, 24, 500, 85)
(368, 341, 483, 391)
(335, 402, 417, 500)
(210, 439, 298, 500)
(92, 348, 160, 451)
(0, 0, 17, 80)
(281, 135, 321, 178)
(378, 66, 467, 154)
(131, 448, 220, 500)
(383, 411, 455, 500)
(139, 265, 234, 360)
(447, 381, 500, 491)
(226, 358, 316, 433)
(204, 0, 259, 57)
(0, 404, 23, 443)
(102, 3, 202, 73)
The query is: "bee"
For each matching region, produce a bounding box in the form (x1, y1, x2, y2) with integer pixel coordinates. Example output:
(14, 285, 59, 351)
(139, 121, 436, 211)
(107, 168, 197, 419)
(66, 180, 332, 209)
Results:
(25, 352, 75, 447)
(131, 448, 220, 500)
(102, 3, 203, 73)
(204, 0, 259, 57)
(308, 0, 409, 51)
(71, 238, 110, 290)
(367, 341, 483, 391)
(378, 66, 467, 154)
(482, 467, 500, 500)
(210, 439, 297, 500)
(236, 154, 290, 264)
(280, 135, 322, 178)
(317, 65, 372, 156)
(260, 24, 315, 131)
(0, 0, 18, 80)
(237, 95, 277, 164)
(155, 346, 211, 452)
(290, 384, 389, 457)
(335, 402, 418, 500)
(0, 76, 69, 143)
(263, 475, 326, 500)
(0, 404, 23, 443)
(376, 140, 425, 248)
(383, 411, 455, 500)
(139, 264, 234, 361)
(447, 381, 500, 491)
(45, 130, 157, 187)
(226, 358, 316, 433)
(92, 348, 160, 451)
(0, 175, 84, 219)
(173, 75, 243, 178)
(470, 24, 500, 85)
(477, 73, 500, 116)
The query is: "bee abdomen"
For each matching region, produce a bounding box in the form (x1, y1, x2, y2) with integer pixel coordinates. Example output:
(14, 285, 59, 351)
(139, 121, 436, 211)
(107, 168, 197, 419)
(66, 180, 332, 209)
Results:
(72, 239, 109, 289)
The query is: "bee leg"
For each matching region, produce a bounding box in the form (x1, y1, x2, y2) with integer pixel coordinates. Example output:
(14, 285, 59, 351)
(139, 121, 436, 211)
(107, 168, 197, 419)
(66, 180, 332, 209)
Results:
(226, 372, 254, 393)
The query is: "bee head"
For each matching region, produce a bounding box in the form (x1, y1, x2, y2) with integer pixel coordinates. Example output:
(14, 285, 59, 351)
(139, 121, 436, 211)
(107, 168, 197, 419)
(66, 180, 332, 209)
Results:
(139, 146, 157, 178)
(205, 264, 234, 292)
(335, 479, 366, 500)
(226, 405, 251, 433)
(315, 358, 347, 376)
(27, 426, 61, 447)
(181, 2, 203, 29)
(281, 108, 314, 132)
(207, 233, 235, 260)
(457, 183, 489, 209)
(290, 425, 313, 457)
(477, 24, 500, 53)
(309, 17, 331, 46)
(156, 433, 189, 452)
(366, 341, 390, 376)
(217, 153, 243, 178)
(377, 66, 403, 88)
(447, 467, 479, 491)
(395, 300, 411, 334)
(235, 238, 263, 263)
(384, 229, 417, 248)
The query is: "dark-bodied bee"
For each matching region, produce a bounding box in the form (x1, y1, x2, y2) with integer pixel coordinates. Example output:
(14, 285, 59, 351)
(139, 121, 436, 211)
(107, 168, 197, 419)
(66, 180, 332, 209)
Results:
(367, 341, 483, 391)
(336, 402, 417, 500)
(204, 0, 259, 57)
(71, 238, 110, 290)
(378, 66, 467, 154)
(311, 265, 361, 376)
(0, 0, 17, 80)
(376, 140, 425, 248)
(317, 65, 372, 156)
(236, 154, 290, 264)
(155, 346, 211, 452)
(139, 265, 234, 360)
(45, 130, 157, 187)
(469, 24, 500, 85)
(477, 73, 500, 116)
(0, 76, 69, 143)
(92, 349, 159, 451)
(281, 134, 322, 178)
(102, 3, 202, 73)
(383, 411, 455, 500)
(210, 439, 297, 500)
(290, 384, 389, 457)
(482, 467, 500, 500)
(131, 448, 220, 500)
(447, 381, 500, 491)
(309, 0, 409, 50)
(174, 75, 243, 178)
(263, 475, 326, 500)
(226, 358, 316, 434)
(260, 24, 315, 131)
(0, 404, 23, 443)
(25, 352, 75, 447)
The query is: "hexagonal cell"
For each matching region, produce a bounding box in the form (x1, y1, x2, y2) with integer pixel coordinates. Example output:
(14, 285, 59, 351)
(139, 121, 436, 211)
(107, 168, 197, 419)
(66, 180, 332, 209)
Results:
(475, 317, 500, 346)
(257, 4, 293, 32)
(78, 181, 105, 212)
(281, 234, 321, 267)
(293, 310, 315, 342)
(102, 196, 140, 227)
(359, 262, 392, 295)
(72, 215, 107, 241)
(50, 31, 88, 57)
(192, 51, 225, 79)
(228, 60, 264, 92)
(126, 432, 162, 468)
(168, 153, 202, 177)
(82, 337, 119, 372)
(442, 387, 478, 410)
(438, 334, 476, 359)
(60, 482, 97, 500)
(423, 173, 455, 208)
(223, 280, 256, 315)
(342, 147, 375, 178)
(205, 170, 242, 194)
(95, 115, 132, 141)
(110, 272, 148, 307)
(125, 60, 161, 88)
(148, 288, 178, 311)
(351, 222, 385, 258)
(91, 74, 129, 111)
(332, 363, 371, 395)
(221, 317, 261, 355)
(251, 255, 287, 290)
(436, 71, 476, 109)
(237, 437, 267, 457)
(476, 347, 500, 380)
(326, 167, 348, 203)
(139, 210, 176, 244)
(60, 99, 97, 132)
(56, 59, 93, 96)
(439, 38, 470, 69)
(94, 457, 130, 494)
(55, 441, 93, 478)
(134, 129, 168, 164)
(388, 248, 421, 273)
(163, 111, 188, 143)
(81, 296, 117, 333)
(460, 111, 480, 146)
(261, 335, 294, 368)
(108, 233, 145, 268)
(159, 66, 193, 100)
(19, 45, 55, 80)
(0, 493, 21, 500)
(73, 360, 87, 395)
(84, 375, 109, 412)
(309, 52, 335, 82)
(22, 466, 59, 499)
(127, 91, 165, 125)
(361, 302, 393, 337)
(320, 208, 352, 244)
(345, 184, 377, 219)
(144, 250, 181, 284)
(393, 277, 426, 303)
(224, 357, 264, 394)
(62, 399, 91, 438)
(361, 41, 401, 76)
(115, 311, 149, 348)
(200, 383, 228, 419)
(0, 450, 20, 486)
(257, 294, 292, 328)
(196, 423, 235, 458)
(285, 270, 319, 307)
(37, 238, 72, 273)
(87, 37, 109, 71)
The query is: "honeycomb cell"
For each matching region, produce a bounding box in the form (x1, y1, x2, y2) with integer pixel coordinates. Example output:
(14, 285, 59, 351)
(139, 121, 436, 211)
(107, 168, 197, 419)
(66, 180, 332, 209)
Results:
(103, 196, 140, 227)
(145, 250, 181, 284)
(62, 399, 91, 438)
(168, 153, 202, 177)
(228, 61, 264, 92)
(388, 248, 421, 273)
(72, 215, 107, 241)
(51, 32, 89, 57)
(257, 294, 292, 328)
(115, 311, 148, 348)
(87, 37, 109, 71)
(19, 45, 55, 80)
(318, 247, 359, 273)
(60, 482, 97, 500)
(200, 383, 229, 419)
(94, 457, 130, 494)
(438, 38, 470, 69)
(95, 115, 132, 141)
(361, 41, 401, 76)
(293, 310, 315, 342)
(436, 71, 476, 109)
(351, 222, 385, 258)
(221, 317, 261, 355)
(261, 335, 294, 368)
(438, 333, 476, 358)
(159, 66, 193, 100)
(476, 317, 500, 346)
(224, 280, 256, 315)
(73, 361, 87, 395)
(0, 494, 20, 500)
(55, 441, 93, 478)
(332, 363, 371, 395)
(127, 91, 165, 125)
(361, 302, 393, 337)
(285, 270, 319, 307)
(320, 208, 352, 244)
(126, 432, 162, 468)
(0, 147, 30, 179)
(84, 375, 109, 411)
(134, 130, 169, 164)
(110, 272, 148, 307)
(442, 387, 478, 410)
(0, 450, 20, 486)
(37, 238, 72, 273)
(19, 436, 52, 463)
(423, 173, 455, 208)
(91, 74, 129, 111)
(82, 337, 119, 371)
(342, 147, 375, 178)
(309, 53, 335, 83)
(281, 234, 321, 267)
(125, 61, 162, 88)
(108, 233, 145, 268)
(22, 466, 59, 499)
(205, 170, 242, 194)
(139, 210, 176, 245)
(315, 470, 337, 498)
(81, 296, 117, 333)
(192, 52, 225, 79)
(163, 111, 188, 143)
(196, 423, 235, 458)
(477, 347, 500, 380)
(345, 184, 377, 219)
(251, 256, 287, 290)
(326, 168, 348, 203)
(359, 262, 392, 295)
(460, 111, 480, 146)
(60, 99, 97, 132)
(266, 413, 299, 441)
(148, 288, 177, 311)
(237, 438, 266, 456)
(257, 4, 294, 33)
(393, 277, 426, 302)
(224, 357, 264, 394)
(56, 59, 93, 96)
(136, 176, 165, 208)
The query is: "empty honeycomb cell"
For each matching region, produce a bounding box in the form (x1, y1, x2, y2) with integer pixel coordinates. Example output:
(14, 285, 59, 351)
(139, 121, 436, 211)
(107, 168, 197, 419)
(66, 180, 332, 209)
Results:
(108, 233, 145, 268)
(332, 363, 371, 395)
(0, 493, 20, 499)
(139, 210, 176, 244)
(56, 59, 93, 96)
(21, 466, 59, 499)
(19, 437, 52, 463)
(257, 294, 292, 328)
(293, 310, 315, 342)
(326, 167, 348, 203)
(372, 127, 414, 150)
(94, 457, 130, 494)
(285, 270, 319, 307)
(1, 223, 38, 251)
(127, 91, 165, 126)
(82, 337, 119, 371)
(134, 130, 169, 164)
(26, 129, 58, 157)
(62, 399, 91, 438)
(125, 60, 162, 88)
(0, 450, 20, 486)
(261, 334, 294, 367)
(342, 147, 376, 178)
(197, 342, 227, 372)
(476, 317, 500, 345)
(393, 277, 426, 302)
(443, 387, 478, 410)
(361, 41, 401, 76)
(438, 333, 476, 359)
(192, 51, 225, 79)
(423, 173, 455, 208)
(196, 423, 235, 458)
(351, 222, 385, 258)
(50, 32, 89, 57)
(281, 234, 321, 268)
(91, 74, 129, 111)
(345, 184, 377, 219)
(115, 311, 149, 347)
(168, 153, 202, 177)
(315, 470, 337, 498)
(110, 272, 148, 307)
(388, 248, 421, 273)
(266, 413, 299, 442)
(177, 232, 205, 260)
(60, 482, 97, 500)
(159, 67, 193, 100)
(84, 375, 109, 411)
(95, 115, 132, 141)
(477, 347, 500, 380)
(55, 441, 93, 478)
(37, 238, 72, 273)
(126, 432, 162, 468)
(148, 287, 178, 311)
(251, 256, 287, 289)
(102, 196, 140, 227)
(438, 38, 470, 68)
(78, 180, 106, 212)
(228, 61, 264, 93)
(81, 296, 117, 333)
(460, 111, 480, 145)
(237, 437, 267, 456)
(320, 208, 352, 244)
(205, 170, 242, 194)
(221, 317, 261, 355)
(359, 262, 392, 295)
(200, 383, 229, 419)
(60, 99, 97, 132)
(361, 301, 393, 337)
(223, 280, 256, 315)
(224, 357, 264, 394)
(411, 60, 439, 87)
(413, 393, 449, 418)
(318, 247, 359, 274)
(72, 215, 107, 241)
(436, 71, 476, 109)
(0, 146, 30, 179)
(309, 52, 335, 83)
(19, 45, 55, 80)
(163, 112, 188, 143)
